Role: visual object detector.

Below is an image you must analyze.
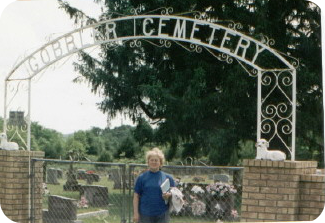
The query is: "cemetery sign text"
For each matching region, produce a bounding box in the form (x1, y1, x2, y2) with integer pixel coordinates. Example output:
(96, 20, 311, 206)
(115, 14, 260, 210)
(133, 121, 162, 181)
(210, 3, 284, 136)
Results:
(7, 15, 293, 81)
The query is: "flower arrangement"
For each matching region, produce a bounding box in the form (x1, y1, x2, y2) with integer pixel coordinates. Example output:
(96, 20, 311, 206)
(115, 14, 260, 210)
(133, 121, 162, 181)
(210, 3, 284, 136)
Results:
(77, 196, 89, 208)
(191, 199, 206, 216)
(177, 182, 187, 192)
(42, 183, 50, 196)
(191, 185, 205, 194)
(231, 209, 238, 219)
(206, 182, 237, 198)
(175, 181, 239, 221)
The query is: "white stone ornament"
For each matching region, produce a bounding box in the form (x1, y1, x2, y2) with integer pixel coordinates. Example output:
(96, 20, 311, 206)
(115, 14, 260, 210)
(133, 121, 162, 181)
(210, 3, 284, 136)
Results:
(255, 138, 286, 161)
(0, 132, 19, 151)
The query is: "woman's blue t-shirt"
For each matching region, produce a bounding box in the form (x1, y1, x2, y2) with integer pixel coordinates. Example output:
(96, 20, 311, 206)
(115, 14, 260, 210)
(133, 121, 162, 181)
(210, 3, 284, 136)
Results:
(134, 170, 175, 216)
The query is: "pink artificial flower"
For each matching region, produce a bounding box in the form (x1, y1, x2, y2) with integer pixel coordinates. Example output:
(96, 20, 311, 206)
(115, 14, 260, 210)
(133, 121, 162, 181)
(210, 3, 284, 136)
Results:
(231, 209, 238, 218)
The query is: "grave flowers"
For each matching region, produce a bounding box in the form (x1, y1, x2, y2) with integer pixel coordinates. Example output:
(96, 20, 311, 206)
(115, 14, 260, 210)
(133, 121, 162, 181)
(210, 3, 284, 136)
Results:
(77, 196, 89, 208)
(175, 181, 239, 221)
(206, 182, 237, 221)
(42, 183, 50, 196)
(191, 199, 206, 216)
(206, 182, 237, 198)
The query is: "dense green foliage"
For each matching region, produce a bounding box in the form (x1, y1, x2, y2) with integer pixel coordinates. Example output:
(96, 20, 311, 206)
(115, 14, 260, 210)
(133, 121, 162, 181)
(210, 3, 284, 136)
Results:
(56, 0, 323, 166)
(0, 116, 140, 162)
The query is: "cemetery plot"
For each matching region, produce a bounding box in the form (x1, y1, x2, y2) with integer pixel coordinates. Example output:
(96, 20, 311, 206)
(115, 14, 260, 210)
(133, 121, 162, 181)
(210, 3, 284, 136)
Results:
(36, 160, 244, 223)
(41, 161, 126, 223)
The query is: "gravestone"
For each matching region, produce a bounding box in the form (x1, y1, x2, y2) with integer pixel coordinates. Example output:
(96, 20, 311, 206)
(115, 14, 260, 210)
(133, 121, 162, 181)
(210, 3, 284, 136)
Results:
(77, 169, 87, 180)
(85, 173, 100, 184)
(80, 185, 109, 207)
(77, 170, 100, 184)
(109, 169, 122, 189)
(64, 165, 82, 191)
(56, 169, 63, 179)
(46, 168, 59, 185)
(213, 174, 229, 183)
(192, 176, 205, 182)
(43, 195, 81, 223)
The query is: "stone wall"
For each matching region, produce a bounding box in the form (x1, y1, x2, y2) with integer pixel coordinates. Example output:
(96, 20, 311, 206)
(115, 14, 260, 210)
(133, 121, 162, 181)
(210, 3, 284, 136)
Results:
(241, 159, 325, 222)
(0, 150, 44, 223)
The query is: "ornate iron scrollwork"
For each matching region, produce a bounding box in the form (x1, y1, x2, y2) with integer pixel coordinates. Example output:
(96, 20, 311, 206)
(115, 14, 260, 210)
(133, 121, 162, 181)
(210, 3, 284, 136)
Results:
(259, 34, 275, 46)
(129, 39, 142, 48)
(260, 70, 294, 154)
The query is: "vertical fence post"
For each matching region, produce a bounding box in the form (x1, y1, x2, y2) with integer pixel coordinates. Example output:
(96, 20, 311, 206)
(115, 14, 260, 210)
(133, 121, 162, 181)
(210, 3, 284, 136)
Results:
(128, 165, 134, 223)
(30, 159, 35, 223)
(121, 164, 127, 223)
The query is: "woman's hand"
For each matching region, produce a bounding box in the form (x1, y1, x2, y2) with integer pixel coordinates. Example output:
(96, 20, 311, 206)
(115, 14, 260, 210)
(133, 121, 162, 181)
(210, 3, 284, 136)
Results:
(162, 192, 171, 200)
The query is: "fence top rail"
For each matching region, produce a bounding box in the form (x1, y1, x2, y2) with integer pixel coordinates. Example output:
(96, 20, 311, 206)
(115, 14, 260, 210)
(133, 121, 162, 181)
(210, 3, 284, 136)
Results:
(31, 158, 127, 167)
(129, 163, 244, 171)
(30, 158, 244, 170)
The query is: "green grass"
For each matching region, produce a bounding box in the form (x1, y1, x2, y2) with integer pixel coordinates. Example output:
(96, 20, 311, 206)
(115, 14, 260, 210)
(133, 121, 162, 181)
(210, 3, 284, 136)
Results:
(80, 213, 222, 223)
(82, 213, 120, 223)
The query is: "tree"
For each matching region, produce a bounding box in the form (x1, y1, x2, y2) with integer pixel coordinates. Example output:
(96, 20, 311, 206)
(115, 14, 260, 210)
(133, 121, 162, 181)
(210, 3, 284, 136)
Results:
(31, 122, 65, 158)
(133, 118, 154, 146)
(59, 0, 322, 165)
(97, 150, 113, 163)
(73, 131, 89, 148)
(115, 136, 139, 158)
(65, 138, 87, 161)
(64, 137, 88, 191)
(85, 131, 105, 155)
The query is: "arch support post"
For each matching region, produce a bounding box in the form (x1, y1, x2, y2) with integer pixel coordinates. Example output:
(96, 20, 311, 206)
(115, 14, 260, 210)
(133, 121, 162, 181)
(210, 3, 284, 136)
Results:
(258, 69, 296, 160)
(257, 69, 262, 141)
(291, 69, 296, 161)
(3, 80, 8, 133)
(27, 79, 32, 151)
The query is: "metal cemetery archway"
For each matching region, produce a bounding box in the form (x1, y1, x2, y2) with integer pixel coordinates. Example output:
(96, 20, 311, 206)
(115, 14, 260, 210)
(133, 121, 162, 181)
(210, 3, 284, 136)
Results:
(3, 9, 298, 160)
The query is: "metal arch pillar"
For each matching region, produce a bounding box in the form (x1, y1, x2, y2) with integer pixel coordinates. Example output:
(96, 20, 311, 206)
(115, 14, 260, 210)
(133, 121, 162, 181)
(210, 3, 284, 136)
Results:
(27, 79, 32, 151)
(3, 78, 32, 151)
(291, 69, 297, 161)
(258, 69, 296, 161)
(257, 69, 262, 142)
(3, 80, 8, 134)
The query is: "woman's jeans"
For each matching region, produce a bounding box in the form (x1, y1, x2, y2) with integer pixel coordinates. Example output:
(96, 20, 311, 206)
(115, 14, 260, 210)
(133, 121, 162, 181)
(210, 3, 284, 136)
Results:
(140, 211, 170, 223)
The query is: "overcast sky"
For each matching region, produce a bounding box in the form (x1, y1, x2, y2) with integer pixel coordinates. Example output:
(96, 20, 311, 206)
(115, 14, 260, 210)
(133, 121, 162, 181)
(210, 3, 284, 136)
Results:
(0, 0, 133, 134)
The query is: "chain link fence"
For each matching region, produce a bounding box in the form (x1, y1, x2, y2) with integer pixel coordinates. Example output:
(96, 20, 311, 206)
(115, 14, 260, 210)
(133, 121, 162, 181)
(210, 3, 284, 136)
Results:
(31, 159, 243, 223)
(128, 164, 243, 223)
(31, 159, 127, 223)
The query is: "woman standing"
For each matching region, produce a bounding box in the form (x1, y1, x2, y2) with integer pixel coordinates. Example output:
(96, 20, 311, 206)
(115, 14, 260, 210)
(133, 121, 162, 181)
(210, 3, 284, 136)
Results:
(133, 147, 175, 223)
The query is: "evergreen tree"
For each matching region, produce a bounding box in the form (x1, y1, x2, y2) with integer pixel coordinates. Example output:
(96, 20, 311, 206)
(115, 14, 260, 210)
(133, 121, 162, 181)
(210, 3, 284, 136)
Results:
(58, 0, 322, 165)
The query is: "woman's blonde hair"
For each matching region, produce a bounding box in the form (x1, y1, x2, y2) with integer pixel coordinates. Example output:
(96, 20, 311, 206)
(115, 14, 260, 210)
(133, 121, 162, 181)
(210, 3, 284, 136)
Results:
(146, 147, 165, 167)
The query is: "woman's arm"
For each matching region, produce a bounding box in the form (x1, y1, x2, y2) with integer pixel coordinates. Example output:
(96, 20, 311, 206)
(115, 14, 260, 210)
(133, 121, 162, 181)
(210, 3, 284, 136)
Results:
(133, 192, 140, 222)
